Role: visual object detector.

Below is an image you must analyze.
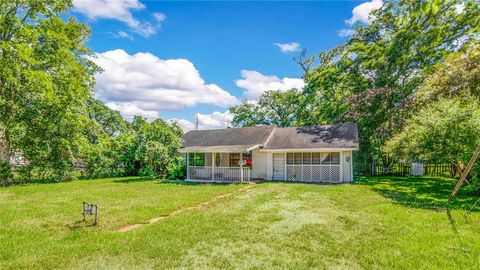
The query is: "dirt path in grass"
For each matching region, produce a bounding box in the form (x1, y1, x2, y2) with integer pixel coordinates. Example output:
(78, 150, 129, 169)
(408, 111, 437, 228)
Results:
(117, 184, 255, 232)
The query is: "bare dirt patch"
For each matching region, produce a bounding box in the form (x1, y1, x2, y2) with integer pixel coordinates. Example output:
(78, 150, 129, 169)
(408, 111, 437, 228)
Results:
(117, 184, 255, 232)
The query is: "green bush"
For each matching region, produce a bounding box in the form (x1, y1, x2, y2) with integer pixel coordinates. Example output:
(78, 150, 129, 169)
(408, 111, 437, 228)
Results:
(0, 162, 11, 185)
(139, 165, 158, 179)
(166, 157, 185, 180)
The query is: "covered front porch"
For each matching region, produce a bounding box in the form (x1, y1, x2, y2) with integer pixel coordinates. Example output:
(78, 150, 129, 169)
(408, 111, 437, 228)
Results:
(181, 145, 255, 183)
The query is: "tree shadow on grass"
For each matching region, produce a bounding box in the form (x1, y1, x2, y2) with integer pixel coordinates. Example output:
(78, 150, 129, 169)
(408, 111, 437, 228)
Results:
(155, 180, 232, 186)
(112, 177, 160, 184)
(354, 176, 480, 212)
(113, 177, 238, 186)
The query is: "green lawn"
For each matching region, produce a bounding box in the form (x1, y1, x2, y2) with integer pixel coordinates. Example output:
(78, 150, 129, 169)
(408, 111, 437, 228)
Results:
(1, 176, 479, 269)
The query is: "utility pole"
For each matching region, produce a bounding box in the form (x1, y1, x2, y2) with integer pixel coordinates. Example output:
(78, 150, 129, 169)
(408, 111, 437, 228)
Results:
(194, 114, 199, 130)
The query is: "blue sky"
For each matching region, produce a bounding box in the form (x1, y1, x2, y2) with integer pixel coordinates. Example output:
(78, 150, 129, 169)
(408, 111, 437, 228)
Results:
(71, 0, 382, 130)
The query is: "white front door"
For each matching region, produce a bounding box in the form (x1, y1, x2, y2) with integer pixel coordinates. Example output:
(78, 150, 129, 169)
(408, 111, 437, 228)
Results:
(272, 153, 285, 180)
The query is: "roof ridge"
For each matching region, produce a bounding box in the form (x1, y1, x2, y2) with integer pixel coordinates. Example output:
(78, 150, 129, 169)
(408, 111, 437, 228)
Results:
(275, 123, 356, 130)
(263, 125, 277, 147)
(187, 125, 274, 132)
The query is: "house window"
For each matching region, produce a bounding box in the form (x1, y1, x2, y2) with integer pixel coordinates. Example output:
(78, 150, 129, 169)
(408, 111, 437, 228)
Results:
(229, 153, 240, 167)
(287, 153, 294, 164)
(188, 153, 205, 166)
(320, 153, 331, 164)
(303, 153, 312, 164)
(320, 152, 340, 165)
(294, 153, 302, 164)
(215, 153, 220, 167)
(285, 152, 340, 165)
(228, 153, 252, 167)
(243, 153, 252, 168)
(330, 153, 340, 165)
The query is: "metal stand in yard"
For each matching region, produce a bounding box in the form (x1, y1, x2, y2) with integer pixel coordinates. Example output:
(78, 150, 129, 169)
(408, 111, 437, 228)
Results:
(82, 202, 98, 225)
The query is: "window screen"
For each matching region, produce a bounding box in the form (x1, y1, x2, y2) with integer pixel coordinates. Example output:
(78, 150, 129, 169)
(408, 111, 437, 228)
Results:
(188, 153, 195, 166)
(330, 152, 340, 164)
(294, 153, 302, 164)
(205, 153, 212, 166)
(287, 153, 294, 164)
(320, 153, 331, 164)
(215, 153, 220, 167)
(303, 153, 312, 164)
(229, 153, 240, 167)
(285, 152, 340, 165)
(188, 153, 205, 166)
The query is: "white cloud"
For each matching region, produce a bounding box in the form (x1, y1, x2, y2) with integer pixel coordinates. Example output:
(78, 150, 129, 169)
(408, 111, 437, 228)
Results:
(93, 49, 239, 120)
(273, 42, 301, 52)
(113, 31, 134, 40)
(169, 118, 194, 132)
(339, 29, 355, 37)
(235, 70, 305, 101)
(169, 111, 233, 132)
(346, 0, 383, 25)
(106, 102, 158, 121)
(153, 12, 167, 23)
(73, 0, 164, 37)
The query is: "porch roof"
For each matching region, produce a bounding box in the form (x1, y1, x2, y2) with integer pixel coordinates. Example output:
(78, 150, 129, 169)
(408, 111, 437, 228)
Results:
(178, 144, 261, 153)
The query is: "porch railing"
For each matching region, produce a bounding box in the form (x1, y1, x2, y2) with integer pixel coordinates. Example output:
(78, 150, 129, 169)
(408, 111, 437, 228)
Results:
(188, 166, 251, 182)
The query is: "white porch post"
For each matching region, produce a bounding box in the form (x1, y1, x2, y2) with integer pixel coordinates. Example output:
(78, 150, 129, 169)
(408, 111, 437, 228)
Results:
(186, 153, 189, 180)
(340, 151, 344, 183)
(212, 153, 215, 181)
(240, 152, 243, 182)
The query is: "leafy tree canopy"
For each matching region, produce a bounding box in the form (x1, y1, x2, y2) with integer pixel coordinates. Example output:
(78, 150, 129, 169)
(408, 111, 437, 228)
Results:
(296, 0, 480, 164)
(0, 0, 98, 181)
(0, 1, 184, 183)
(384, 98, 480, 177)
(230, 89, 303, 127)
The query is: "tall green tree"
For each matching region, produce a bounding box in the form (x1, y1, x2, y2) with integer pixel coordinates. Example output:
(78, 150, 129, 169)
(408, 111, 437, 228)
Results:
(81, 115, 183, 180)
(230, 89, 303, 127)
(131, 116, 182, 178)
(384, 98, 480, 178)
(298, 0, 480, 166)
(0, 0, 97, 181)
(80, 100, 134, 178)
(384, 41, 480, 177)
(414, 42, 480, 104)
(84, 98, 131, 145)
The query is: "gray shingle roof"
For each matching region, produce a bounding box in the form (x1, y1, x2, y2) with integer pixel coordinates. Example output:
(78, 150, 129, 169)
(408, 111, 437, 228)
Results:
(181, 126, 275, 147)
(263, 123, 358, 149)
(181, 123, 358, 150)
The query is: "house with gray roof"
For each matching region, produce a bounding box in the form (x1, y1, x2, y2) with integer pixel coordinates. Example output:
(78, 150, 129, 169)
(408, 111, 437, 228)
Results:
(179, 123, 359, 183)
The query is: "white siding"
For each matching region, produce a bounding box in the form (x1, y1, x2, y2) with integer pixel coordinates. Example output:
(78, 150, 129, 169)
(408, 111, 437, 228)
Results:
(252, 148, 268, 180)
(342, 151, 352, 182)
(266, 153, 273, 180)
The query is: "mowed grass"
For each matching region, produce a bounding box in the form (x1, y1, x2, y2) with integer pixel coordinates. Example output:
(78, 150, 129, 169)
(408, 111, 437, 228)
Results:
(1, 176, 480, 269)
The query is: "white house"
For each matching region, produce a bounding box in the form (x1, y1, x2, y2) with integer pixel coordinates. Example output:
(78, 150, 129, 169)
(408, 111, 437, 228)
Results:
(179, 123, 359, 183)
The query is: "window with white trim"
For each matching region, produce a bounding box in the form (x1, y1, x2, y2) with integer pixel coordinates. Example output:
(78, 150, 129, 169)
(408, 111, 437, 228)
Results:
(286, 152, 340, 165)
(188, 153, 205, 166)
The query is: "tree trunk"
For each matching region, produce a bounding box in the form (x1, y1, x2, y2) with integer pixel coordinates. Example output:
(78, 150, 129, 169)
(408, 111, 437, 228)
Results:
(0, 129, 11, 164)
(0, 129, 12, 183)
